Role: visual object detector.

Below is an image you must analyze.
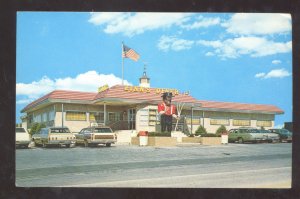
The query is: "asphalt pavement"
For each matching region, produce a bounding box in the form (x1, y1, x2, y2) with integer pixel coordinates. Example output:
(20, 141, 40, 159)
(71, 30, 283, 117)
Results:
(15, 143, 292, 188)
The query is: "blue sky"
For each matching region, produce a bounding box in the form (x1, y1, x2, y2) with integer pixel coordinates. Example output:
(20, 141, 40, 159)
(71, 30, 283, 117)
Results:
(16, 12, 292, 127)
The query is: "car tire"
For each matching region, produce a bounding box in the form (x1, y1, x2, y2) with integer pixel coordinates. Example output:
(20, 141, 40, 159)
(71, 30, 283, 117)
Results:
(106, 143, 111, 147)
(84, 140, 88, 147)
(238, 138, 243, 144)
(66, 144, 71, 148)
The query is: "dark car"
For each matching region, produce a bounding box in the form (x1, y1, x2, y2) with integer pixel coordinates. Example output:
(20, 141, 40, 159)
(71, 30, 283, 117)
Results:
(76, 126, 117, 147)
(269, 129, 292, 142)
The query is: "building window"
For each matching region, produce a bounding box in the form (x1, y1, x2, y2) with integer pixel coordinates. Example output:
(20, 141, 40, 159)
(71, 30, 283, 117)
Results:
(108, 112, 118, 122)
(48, 110, 55, 121)
(42, 112, 48, 122)
(257, 120, 272, 127)
(185, 116, 201, 125)
(210, 118, 229, 126)
(108, 112, 123, 122)
(89, 113, 96, 121)
(89, 112, 104, 122)
(66, 111, 86, 121)
(233, 119, 250, 126)
(34, 114, 42, 123)
(28, 115, 33, 124)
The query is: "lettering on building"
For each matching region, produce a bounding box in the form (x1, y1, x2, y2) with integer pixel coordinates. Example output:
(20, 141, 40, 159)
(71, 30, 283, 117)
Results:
(124, 86, 189, 95)
(98, 84, 109, 93)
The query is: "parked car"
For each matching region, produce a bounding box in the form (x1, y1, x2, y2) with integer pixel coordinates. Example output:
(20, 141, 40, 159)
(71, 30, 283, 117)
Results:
(76, 126, 117, 147)
(16, 127, 31, 148)
(257, 129, 280, 143)
(228, 128, 266, 143)
(32, 127, 76, 148)
(269, 128, 293, 142)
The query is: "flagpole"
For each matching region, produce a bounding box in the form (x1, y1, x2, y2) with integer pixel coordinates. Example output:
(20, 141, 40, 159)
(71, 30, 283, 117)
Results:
(122, 42, 124, 85)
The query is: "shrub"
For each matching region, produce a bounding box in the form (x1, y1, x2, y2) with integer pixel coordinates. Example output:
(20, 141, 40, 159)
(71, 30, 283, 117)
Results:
(216, 125, 227, 137)
(195, 125, 207, 136)
(29, 123, 46, 135)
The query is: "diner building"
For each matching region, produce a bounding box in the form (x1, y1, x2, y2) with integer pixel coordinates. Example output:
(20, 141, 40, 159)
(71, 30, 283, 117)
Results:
(21, 71, 284, 134)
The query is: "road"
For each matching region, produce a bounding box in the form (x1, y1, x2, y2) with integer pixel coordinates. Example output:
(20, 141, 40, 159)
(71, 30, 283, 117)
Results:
(16, 143, 292, 188)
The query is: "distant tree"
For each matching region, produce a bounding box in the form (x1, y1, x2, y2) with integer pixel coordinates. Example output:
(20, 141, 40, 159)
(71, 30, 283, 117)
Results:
(195, 125, 207, 136)
(216, 125, 227, 137)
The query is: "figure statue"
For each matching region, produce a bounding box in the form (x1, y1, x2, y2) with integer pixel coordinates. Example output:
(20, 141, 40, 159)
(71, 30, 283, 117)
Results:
(158, 92, 179, 133)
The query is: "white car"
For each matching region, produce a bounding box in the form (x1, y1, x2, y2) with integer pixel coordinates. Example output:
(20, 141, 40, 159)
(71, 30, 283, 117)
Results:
(32, 127, 76, 148)
(16, 127, 31, 148)
(258, 129, 280, 143)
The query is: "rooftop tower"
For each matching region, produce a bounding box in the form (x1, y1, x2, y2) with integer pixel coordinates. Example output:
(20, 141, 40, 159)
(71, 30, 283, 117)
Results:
(139, 64, 150, 88)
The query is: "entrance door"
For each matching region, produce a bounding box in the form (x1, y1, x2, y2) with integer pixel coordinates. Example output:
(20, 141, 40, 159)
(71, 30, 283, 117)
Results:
(128, 108, 136, 130)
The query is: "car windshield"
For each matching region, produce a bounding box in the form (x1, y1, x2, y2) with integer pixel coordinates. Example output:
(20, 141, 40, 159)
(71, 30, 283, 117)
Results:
(16, 128, 26, 133)
(259, 130, 269, 133)
(50, 128, 70, 133)
(248, 129, 259, 133)
(94, 128, 112, 133)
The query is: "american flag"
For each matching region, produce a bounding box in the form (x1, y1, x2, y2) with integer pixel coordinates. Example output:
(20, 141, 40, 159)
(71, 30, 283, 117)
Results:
(122, 44, 140, 61)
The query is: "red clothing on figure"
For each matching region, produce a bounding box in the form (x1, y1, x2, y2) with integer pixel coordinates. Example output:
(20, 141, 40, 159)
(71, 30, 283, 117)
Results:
(158, 103, 177, 116)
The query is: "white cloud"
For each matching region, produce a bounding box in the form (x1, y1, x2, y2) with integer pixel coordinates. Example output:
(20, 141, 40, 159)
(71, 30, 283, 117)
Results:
(16, 98, 36, 105)
(205, 52, 214, 56)
(255, 68, 291, 79)
(272, 60, 282, 65)
(182, 16, 220, 30)
(157, 35, 194, 52)
(16, 71, 132, 103)
(88, 12, 129, 26)
(16, 76, 55, 99)
(223, 13, 291, 35)
(197, 37, 292, 58)
(255, 73, 266, 78)
(89, 12, 192, 37)
(264, 68, 291, 79)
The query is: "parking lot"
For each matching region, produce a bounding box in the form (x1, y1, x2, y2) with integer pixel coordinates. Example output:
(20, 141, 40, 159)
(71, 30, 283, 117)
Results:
(16, 143, 292, 188)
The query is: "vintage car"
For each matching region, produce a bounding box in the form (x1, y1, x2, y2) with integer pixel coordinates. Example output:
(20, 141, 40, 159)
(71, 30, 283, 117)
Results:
(16, 127, 31, 148)
(32, 127, 76, 148)
(269, 128, 293, 142)
(76, 126, 117, 147)
(228, 128, 267, 143)
(257, 129, 280, 143)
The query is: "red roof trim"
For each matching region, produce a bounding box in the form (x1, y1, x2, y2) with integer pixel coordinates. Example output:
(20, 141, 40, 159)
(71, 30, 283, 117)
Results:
(21, 86, 284, 114)
(21, 90, 97, 112)
(198, 100, 284, 114)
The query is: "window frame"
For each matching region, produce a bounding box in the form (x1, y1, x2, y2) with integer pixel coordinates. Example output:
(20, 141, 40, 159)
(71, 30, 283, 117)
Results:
(256, 120, 272, 127)
(232, 119, 251, 126)
(65, 111, 87, 121)
(210, 118, 230, 126)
